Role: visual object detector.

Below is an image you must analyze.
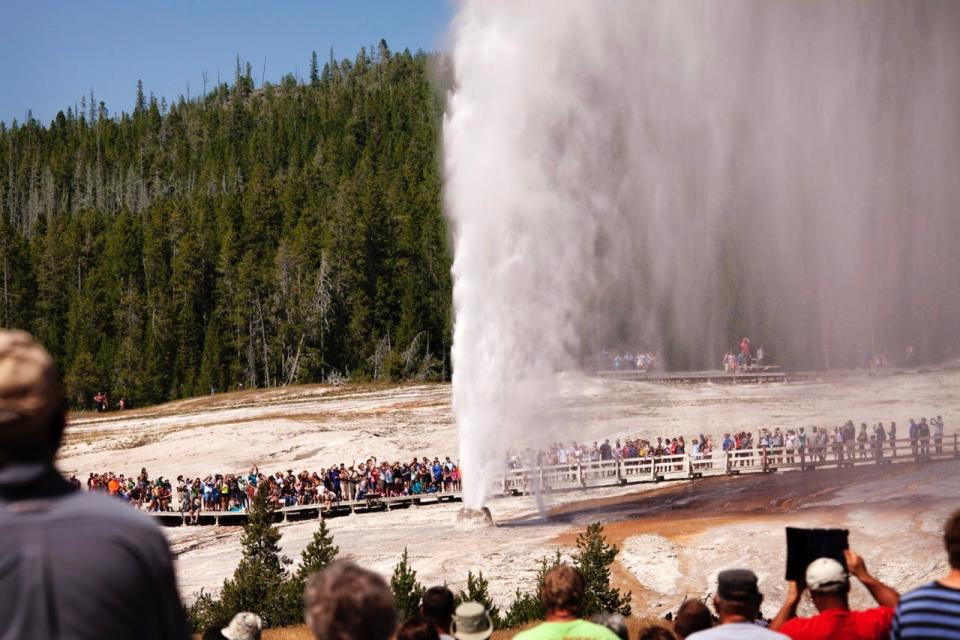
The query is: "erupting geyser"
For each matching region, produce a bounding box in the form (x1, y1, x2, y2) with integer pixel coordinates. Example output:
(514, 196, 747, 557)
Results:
(444, 0, 960, 509)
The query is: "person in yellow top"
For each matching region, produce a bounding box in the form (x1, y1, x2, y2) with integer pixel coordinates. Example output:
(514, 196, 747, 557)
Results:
(513, 565, 620, 640)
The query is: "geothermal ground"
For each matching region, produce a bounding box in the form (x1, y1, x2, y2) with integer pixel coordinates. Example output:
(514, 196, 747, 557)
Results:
(57, 368, 960, 617)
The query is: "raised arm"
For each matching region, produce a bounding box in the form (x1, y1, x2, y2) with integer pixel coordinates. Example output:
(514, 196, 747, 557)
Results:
(846, 549, 900, 608)
(770, 581, 803, 631)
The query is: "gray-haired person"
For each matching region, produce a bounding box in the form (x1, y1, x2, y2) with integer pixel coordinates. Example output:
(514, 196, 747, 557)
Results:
(0, 330, 189, 639)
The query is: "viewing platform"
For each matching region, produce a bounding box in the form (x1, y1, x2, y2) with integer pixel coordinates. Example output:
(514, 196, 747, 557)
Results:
(594, 361, 960, 385)
(148, 491, 462, 527)
(499, 433, 959, 495)
(148, 434, 957, 527)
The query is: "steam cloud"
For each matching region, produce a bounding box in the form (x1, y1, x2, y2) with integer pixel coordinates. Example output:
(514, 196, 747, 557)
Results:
(443, 0, 960, 507)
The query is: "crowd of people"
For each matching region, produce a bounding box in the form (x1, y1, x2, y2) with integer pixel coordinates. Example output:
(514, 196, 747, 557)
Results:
(282, 509, 960, 640)
(598, 349, 662, 372)
(3, 329, 960, 639)
(79, 456, 463, 522)
(509, 413, 947, 471)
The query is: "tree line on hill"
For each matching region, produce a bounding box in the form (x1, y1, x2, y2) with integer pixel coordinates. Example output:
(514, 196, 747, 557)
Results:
(0, 42, 451, 408)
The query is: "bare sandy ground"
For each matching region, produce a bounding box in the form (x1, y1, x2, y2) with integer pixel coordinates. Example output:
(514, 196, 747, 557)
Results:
(54, 369, 960, 611)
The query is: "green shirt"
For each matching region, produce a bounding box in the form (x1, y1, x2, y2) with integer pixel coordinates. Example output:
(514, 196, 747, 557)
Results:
(513, 620, 621, 640)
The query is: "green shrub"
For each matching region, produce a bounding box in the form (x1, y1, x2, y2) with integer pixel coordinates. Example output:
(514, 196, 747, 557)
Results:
(391, 547, 425, 621)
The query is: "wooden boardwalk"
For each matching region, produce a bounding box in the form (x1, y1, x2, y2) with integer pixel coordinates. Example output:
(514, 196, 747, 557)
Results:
(149, 491, 463, 527)
(499, 434, 959, 496)
(594, 362, 960, 385)
(147, 434, 957, 527)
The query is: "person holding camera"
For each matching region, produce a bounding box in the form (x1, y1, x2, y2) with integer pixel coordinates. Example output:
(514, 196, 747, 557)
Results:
(771, 549, 899, 639)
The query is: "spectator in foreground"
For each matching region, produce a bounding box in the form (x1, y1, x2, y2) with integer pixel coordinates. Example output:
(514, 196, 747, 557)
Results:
(0, 330, 189, 639)
(221, 612, 263, 640)
(674, 600, 714, 638)
(304, 559, 397, 640)
(452, 601, 494, 640)
(771, 549, 899, 639)
(399, 616, 441, 640)
(892, 509, 960, 638)
(687, 569, 787, 639)
(421, 585, 456, 640)
(513, 564, 620, 639)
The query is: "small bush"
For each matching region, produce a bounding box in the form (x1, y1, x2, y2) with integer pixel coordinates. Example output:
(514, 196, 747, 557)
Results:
(391, 547, 425, 621)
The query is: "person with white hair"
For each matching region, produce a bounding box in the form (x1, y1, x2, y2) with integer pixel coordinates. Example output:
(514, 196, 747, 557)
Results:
(221, 612, 263, 640)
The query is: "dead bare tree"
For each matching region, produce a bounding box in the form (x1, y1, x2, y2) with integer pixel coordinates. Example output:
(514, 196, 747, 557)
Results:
(368, 334, 391, 381)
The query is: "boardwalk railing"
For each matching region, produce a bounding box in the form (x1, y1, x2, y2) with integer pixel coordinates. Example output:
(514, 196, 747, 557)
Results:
(150, 490, 463, 527)
(149, 433, 956, 526)
(496, 433, 959, 496)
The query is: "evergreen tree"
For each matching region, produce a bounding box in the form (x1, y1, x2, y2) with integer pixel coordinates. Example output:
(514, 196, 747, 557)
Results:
(135, 79, 146, 114)
(458, 570, 501, 628)
(0, 43, 454, 406)
(502, 550, 562, 628)
(215, 482, 292, 627)
(390, 547, 425, 622)
(309, 51, 320, 87)
(291, 518, 339, 597)
(573, 523, 631, 617)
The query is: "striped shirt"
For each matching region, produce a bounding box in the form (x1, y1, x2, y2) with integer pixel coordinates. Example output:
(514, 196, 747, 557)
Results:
(893, 581, 960, 639)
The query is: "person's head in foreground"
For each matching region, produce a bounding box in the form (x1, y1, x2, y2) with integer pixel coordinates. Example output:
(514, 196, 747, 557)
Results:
(637, 626, 678, 640)
(770, 548, 899, 638)
(304, 559, 397, 640)
(674, 599, 713, 638)
(420, 585, 456, 637)
(221, 612, 263, 640)
(451, 601, 492, 640)
(891, 509, 960, 637)
(0, 330, 190, 638)
(713, 570, 764, 622)
(0, 330, 66, 464)
(805, 557, 851, 607)
(512, 564, 620, 640)
(686, 569, 788, 639)
(398, 616, 440, 640)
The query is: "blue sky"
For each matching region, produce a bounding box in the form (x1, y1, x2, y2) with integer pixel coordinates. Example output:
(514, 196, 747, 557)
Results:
(0, 0, 454, 126)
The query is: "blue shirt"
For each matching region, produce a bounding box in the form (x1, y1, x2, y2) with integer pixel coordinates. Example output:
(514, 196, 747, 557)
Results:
(893, 581, 960, 639)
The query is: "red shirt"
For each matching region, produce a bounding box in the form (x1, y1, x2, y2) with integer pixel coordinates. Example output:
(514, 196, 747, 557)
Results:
(780, 607, 894, 640)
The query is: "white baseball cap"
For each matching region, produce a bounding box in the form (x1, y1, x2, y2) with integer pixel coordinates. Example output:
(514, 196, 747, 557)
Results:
(806, 557, 848, 592)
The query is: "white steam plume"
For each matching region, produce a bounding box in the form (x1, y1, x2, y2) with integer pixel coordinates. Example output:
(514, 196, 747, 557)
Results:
(444, 1, 960, 508)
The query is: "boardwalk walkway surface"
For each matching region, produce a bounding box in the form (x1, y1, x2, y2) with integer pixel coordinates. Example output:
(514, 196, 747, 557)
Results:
(148, 434, 957, 527)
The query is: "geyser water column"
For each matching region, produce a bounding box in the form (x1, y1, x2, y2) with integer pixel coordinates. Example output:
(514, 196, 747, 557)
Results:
(444, 0, 960, 508)
(443, 2, 636, 509)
